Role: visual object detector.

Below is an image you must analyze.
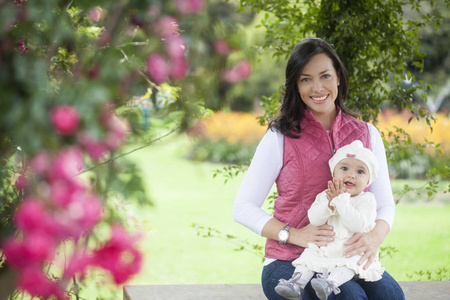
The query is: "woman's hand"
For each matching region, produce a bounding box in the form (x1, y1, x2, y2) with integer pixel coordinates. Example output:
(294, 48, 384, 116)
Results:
(290, 224, 335, 248)
(343, 220, 390, 269)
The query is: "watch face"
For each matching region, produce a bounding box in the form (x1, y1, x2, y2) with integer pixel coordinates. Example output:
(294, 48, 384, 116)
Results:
(279, 230, 288, 241)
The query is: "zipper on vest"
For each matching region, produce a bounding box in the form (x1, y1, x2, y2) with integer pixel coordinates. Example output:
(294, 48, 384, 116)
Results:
(325, 130, 335, 155)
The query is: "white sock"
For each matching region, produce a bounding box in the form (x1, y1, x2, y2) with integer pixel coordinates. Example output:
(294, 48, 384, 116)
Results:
(328, 266, 356, 287)
(294, 266, 315, 288)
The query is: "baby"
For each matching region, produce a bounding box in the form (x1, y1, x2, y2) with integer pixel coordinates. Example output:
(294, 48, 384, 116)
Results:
(275, 140, 385, 300)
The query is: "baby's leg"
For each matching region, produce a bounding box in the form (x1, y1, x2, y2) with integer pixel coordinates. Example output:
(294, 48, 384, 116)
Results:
(328, 266, 356, 287)
(275, 266, 315, 299)
(293, 265, 315, 288)
(311, 267, 356, 299)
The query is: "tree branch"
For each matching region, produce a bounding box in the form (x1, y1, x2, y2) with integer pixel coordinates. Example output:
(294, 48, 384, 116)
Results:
(77, 126, 180, 175)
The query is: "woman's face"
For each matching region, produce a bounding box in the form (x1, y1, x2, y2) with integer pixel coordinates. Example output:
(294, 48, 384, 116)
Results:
(297, 53, 339, 119)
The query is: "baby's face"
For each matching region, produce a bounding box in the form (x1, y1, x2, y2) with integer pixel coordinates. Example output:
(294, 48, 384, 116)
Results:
(333, 158, 370, 196)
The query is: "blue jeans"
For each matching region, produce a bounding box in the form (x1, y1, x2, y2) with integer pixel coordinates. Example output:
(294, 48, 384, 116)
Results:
(261, 259, 405, 300)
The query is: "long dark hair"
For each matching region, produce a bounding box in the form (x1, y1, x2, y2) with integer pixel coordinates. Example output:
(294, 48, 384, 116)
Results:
(269, 38, 356, 138)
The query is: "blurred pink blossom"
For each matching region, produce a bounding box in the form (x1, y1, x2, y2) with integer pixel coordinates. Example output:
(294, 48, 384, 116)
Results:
(3, 233, 54, 269)
(18, 266, 66, 299)
(48, 147, 84, 181)
(49, 178, 85, 208)
(214, 39, 230, 55)
(166, 35, 186, 59)
(69, 194, 102, 232)
(175, 0, 205, 15)
(53, 194, 102, 239)
(15, 173, 27, 191)
(154, 16, 179, 39)
(65, 252, 92, 279)
(170, 57, 188, 80)
(104, 116, 131, 150)
(93, 226, 142, 284)
(24, 232, 56, 263)
(3, 237, 29, 269)
(88, 7, 105, 23)
(147, 53, 171, 85)
(50, 105, 80, 136)
(30, 151, 51, 175)
(222, 59, 252, 84)
(18, 37, 29, 53)
(14, 198, 50, 233)
(78, 132, 109, 161)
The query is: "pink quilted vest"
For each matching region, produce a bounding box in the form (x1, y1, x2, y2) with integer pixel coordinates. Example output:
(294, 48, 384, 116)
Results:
(265, 108, 371, 261)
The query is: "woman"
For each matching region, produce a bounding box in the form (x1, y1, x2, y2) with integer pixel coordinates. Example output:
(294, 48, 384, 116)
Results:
(233, 38, 404, 300)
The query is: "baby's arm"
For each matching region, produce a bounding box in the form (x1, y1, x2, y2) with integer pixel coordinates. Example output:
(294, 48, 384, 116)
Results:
(331, 193, 377, 233)
(308, 191, 335, 226)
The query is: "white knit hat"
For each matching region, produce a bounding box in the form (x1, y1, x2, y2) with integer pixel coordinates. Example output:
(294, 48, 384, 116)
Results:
(328, 140, 379, 185)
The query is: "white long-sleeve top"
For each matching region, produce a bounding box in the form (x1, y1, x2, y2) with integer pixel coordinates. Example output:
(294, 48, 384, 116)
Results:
(233, 124, 395, 236)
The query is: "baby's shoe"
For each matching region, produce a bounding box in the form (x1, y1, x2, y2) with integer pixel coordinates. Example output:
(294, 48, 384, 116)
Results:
(310, 277, 340, 300)
(275, 272, 304, 300)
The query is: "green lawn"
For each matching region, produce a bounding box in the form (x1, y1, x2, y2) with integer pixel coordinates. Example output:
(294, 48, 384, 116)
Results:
(87, 132, 448, 297)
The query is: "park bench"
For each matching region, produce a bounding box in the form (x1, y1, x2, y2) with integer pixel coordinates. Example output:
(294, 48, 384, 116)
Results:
(124, 281, 450, 299)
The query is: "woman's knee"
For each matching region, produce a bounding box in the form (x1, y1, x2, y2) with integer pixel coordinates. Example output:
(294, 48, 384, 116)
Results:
(356, 271, 405, 300)
(261, 260, 295, 300)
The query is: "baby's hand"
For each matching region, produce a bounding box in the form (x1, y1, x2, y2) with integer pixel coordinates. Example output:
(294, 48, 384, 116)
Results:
(325, 178, 347, 201)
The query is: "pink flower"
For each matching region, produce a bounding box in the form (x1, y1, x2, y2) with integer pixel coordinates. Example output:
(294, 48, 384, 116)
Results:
(69, 194, 102, 232)
(50, 105, 80, 136)
(88, 7, 105, 23)
(92, 226, 142, 284)
(49, 178, 85, 208)
(222, 59, 252, 84)
(175, 0, 205, 15)
(53, 192, 102, 239)
(235, 59, 252, 78)
(78, 132, 109, 161)
(104, 115, 130, 150)
(48, 147, 83, 181)
(64, 252, 92, 279)
(30, 151, 51, 175)
(18, 266, 66, 299)
(15, 173, 27, 191)
(154, 16, 179, 39)
(3, 233, 55, 269)
(166, 35, 186, 60)
(147, 53, 170, 85)
(214, 39, 230, 55)
(15, 198, 48, 233)
(24, 232, 56, 263)
(170, 57, 188, 80)
(18, 37, 29, 53)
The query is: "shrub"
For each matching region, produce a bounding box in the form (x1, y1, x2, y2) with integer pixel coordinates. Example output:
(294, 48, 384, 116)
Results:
(187, 111, 266, 163)
(374, 109, 449, 179)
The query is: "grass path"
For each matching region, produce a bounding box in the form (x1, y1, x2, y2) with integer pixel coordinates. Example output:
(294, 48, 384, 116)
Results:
(122, 132, 449, 286)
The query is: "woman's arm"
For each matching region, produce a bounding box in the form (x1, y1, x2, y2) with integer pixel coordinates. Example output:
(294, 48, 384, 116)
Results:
(233, 128, 283, 235)
(368, 124, 395, 229)
(261, 219, 335, 248)
(234, 129, 335, 247)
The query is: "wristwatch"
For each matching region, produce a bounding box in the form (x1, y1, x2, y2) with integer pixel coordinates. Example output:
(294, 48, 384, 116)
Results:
(278, 224, 291, 245)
